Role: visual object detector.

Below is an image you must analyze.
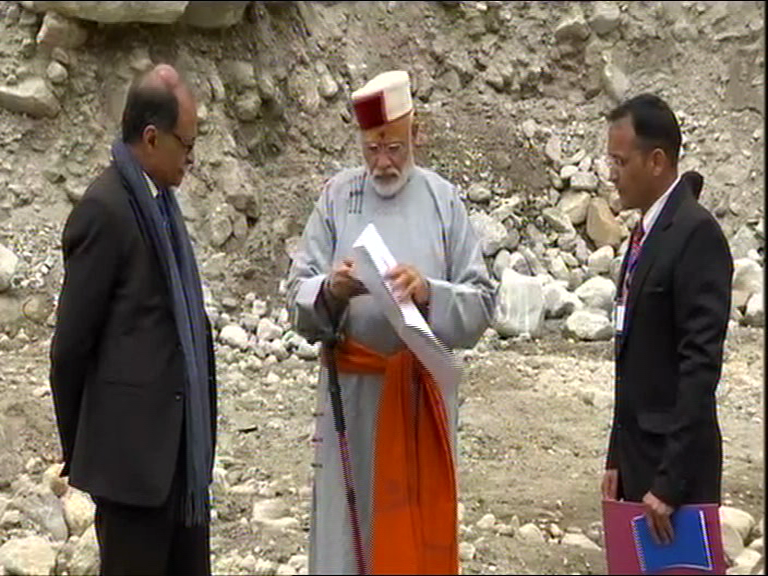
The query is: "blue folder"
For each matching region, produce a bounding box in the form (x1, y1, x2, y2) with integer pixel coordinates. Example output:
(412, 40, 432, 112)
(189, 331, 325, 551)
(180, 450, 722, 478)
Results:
(631, 507, 714, 573)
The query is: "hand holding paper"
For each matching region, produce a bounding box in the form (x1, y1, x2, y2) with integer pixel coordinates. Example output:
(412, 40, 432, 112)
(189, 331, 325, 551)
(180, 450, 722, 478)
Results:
(386, 264, 429, 305)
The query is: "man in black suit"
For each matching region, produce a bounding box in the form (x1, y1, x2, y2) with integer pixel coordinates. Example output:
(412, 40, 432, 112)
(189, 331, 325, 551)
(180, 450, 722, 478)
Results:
(50, 64, 216, 575)
(600, 94, 732, 545)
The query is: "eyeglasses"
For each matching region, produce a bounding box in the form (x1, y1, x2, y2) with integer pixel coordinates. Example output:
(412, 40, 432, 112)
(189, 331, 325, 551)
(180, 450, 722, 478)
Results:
(169, 131, 195, 154)
(363, 141, 407, 159)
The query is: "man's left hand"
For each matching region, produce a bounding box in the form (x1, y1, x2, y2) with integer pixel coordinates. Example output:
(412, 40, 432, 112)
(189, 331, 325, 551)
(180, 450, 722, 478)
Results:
(386, 264, 429, 306)
(642, 491, 675, 545)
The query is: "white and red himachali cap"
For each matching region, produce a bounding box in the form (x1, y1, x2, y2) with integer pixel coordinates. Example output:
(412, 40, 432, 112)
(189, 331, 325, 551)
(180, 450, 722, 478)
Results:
(351, 70, 413, 130)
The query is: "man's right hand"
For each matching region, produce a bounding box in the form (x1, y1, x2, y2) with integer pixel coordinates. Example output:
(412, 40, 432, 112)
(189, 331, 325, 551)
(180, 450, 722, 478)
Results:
(601, 469, 619, 500)
(326, 258, 368, 302)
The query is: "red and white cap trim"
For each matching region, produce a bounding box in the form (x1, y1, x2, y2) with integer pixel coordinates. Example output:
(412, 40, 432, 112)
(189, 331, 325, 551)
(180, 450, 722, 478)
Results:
(351, 70, 413, 130)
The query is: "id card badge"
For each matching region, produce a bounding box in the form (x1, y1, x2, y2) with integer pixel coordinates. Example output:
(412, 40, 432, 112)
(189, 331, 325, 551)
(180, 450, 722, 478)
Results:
(614, 304, 626, 334)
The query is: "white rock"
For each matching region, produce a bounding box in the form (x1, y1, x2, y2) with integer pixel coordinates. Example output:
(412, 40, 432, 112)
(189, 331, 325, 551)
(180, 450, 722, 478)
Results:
(37, 11, 87, 48)
(588, 246, 615, 275)
(62, 488, 95, 538)
(558, 191, 592, 226)
(733, 259, 763, 302)
(518, 523, 546, 543)
(555, 9, 591, 43)
(748, 538, 763, 554)
(468, 183, 493, 203)
(42, 464, 68, 498)
(494, 269, 545, 338)
(548, 253, 571, 283)
(543, 207, 576, 234)
(570, 171, 598, 192)
(744, 291, 764, 327)
(234, 92, 262, 122)
(0, 77, 60, 118)
(544, 282, 583, 319)
(46, 61, 68, 85)
(575, 276, 616, 314)
(0, 536, 56, 576)
(560, 165, 580, 181)
(24, 1, 189, 23)
(267, 339, 289, 362)
(730, 225, 761, 260)
(587, 198, 623, 248)
(220, 325, 250, 350)
(602, 61, 630, 102)
(565, 310, 614, 341)
(181, 1, 248, 28)
(734, 549, 762, 572)
(545, 135, 563, 167)
(562, 532, 602, 551)
(477, 513, 496, 531)
(70, 524, 99, 576)
(469, 212, 508, 257)
(589, 1, 621, 35)
(257, 318, 283, 342)
(288, 554, 309, 575)
(549, 523, 564, 539)
(296, 340, 320, 361)
(459, 541, 476, 561)
(722, 507, 757, 543)
(0, 244, 19, 293)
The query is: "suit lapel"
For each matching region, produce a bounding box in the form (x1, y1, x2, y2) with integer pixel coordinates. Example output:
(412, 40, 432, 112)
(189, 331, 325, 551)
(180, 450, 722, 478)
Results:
(619, 179, 689, 356)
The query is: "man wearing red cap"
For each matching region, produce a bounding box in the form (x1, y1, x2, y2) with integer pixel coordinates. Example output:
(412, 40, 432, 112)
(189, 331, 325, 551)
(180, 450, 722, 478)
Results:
(287, 70, 495, 574)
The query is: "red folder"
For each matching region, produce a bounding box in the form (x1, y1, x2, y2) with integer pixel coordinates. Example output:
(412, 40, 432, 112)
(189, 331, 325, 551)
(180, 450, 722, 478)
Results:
(602, 499, 727, 575)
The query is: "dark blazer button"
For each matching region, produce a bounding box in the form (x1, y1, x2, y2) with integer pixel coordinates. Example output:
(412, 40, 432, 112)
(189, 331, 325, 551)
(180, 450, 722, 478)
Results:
(175, 391, 183, 401)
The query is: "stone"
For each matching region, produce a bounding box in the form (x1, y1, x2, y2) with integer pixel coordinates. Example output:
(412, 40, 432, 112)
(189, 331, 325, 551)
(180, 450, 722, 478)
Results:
(545, 135, 563, 167)
(518, 523, 546, 543)
(562, 532, 602, 551)
(70, 524, 99, 576)
(570, 171, 599, 192)
(288, 554, 309, 575)
(558, 191, 591, 226)
(62, 488, 95, 538)
(744, 292, 764, 327)
(477, 513, 496, 531)
(46, 61, 68, 85)
(494, 269, 545, 338)
(0, 77, 60, 118)
(602, 61, 630, 102)
(468, 183, 492, 203)
(267, 339, 289, 361)
(0, 536, 57, 576)
(560, 165, 579, 181)
(555, 10, 591, 43)
(565, 310, 614, 341)
(722, 507, 757, 544)
(589, 1, 621, 35)
(734, 549, 762, 572)
(220, 325, 250, 350)
(548, 253, 571, 283)
(469, 212, 508, 257)
(588, 246, 615, 275)
(43, 464, 68, 498)
(459, 542, 476, 561)
(209, 206, 232, 247)
(730, 225, 761, 260)
(315, 62, 339, 99)
(493, 250, 511, 280)
(11, 479, 68, 541)
(575, 276, 616, 314)
(37, 11, 87, 49)
(257, 318, 283, 342)
(587, 197, 623, 248)
(543, 282, 582, 319)
(180, 1, 248, 28)
(222, 60, 257, 92)
(543, 207, 576, 234)
(234, 92, 262, 122)
(732, 259, 763, 306)
(296, 340, 319, 361)
(24, 1, 189, 23)
(51, 47, 71, 66)
(518, 246, 547, 276)
(748, 538, 763, 553)
(252, 300, 268, 318)
(0, 244, 19, 293)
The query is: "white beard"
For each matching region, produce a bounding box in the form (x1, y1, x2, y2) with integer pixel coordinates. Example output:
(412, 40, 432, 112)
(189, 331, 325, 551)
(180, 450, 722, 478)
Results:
(370, 160, 414, 198)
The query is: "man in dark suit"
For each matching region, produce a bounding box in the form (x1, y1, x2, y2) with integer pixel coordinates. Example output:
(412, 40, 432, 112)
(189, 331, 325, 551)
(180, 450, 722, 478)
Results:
(50, 64, 216, 575)
(600, 94, 733, 545)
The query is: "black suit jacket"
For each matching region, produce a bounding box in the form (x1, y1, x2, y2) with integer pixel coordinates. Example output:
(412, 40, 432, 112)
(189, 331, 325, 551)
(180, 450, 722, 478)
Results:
(606, 177, 733, 507)
(50, 164, 217, 507)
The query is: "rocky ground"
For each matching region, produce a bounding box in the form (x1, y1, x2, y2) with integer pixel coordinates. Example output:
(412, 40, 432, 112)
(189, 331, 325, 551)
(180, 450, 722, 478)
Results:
(0, 1, 764, 575)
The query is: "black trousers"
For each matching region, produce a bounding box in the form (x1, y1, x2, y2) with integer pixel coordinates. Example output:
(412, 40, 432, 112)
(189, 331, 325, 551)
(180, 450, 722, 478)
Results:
(93, 437, 211, 576)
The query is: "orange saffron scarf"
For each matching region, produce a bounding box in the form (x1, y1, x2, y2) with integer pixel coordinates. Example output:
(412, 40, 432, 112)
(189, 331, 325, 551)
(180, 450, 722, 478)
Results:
(333, 337, 459, 575)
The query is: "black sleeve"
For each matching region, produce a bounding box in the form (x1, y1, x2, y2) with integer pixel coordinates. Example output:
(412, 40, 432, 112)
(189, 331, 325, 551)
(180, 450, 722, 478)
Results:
(49, 197, 122, 474)
(606, 413, 619, 470)
(205, 315, 217, 458)
(651, 217, 733, 506)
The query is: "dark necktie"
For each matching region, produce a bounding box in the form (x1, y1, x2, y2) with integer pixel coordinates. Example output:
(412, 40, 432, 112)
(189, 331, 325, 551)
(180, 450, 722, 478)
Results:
(621, 221, 645, 303)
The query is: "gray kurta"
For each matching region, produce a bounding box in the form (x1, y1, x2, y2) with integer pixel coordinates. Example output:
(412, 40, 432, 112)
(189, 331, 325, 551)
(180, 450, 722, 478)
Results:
(286, 166, 495, 575)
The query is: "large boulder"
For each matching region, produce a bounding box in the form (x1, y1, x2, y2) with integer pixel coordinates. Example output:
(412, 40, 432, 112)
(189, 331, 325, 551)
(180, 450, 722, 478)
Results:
(36, 11, 88, 48)
(0, 244, 19, 293)
(543, 282, 582, 319)
(587, 198, 623, 248)
(469, 212, 510, 257)
(588, 246, 615, 275)
(494, 269, 545, 338)
(21, 1, 189, 24)
(575, 276, 616, 314)
(565, 310, 613, 341)
(733, 259, 763, 308)
(558, 191, 591, 226)
(180, 1, 249, 28)
(62, 488, 95, 538)
(0, 536, 57, 576)
(70, 525, 100, 575)
(0, 78, 60, 118)
(743, 291, 764, 327)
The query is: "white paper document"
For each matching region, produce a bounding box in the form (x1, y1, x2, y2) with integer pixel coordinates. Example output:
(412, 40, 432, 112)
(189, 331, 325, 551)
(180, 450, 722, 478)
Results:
(352, 223, 461, 403)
